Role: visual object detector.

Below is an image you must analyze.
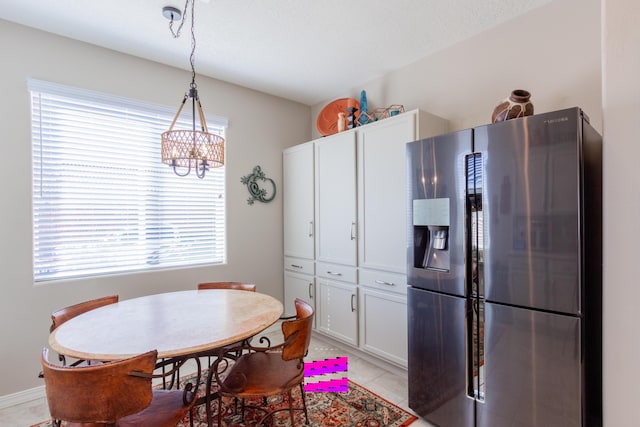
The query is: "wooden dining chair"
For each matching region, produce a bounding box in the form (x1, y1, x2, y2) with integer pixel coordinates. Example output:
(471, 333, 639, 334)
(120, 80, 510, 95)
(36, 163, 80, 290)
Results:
(49, 295, 119, 367)
(208, 298, 314, 427)
(197, 282, 256, 292)
(41, 348, 198, 427)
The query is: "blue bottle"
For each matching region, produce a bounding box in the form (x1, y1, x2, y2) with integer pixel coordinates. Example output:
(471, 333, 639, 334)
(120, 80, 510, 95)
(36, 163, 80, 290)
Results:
(358, 90, 370, 126)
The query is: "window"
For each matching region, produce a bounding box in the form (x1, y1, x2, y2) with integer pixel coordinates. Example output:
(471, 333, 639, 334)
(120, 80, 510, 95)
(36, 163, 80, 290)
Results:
(29, 79, 227, 282)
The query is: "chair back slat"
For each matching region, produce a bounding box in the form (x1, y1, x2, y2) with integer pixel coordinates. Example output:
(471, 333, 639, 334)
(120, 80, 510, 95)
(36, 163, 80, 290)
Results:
(197, 282, 256, 292)
(281, 298, 314, 361)
(41, 348, 157, 424)
(50, 295, 119, 332)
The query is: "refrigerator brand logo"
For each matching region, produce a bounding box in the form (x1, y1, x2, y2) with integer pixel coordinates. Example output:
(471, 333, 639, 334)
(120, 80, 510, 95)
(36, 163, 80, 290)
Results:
(544, 117, 569, 124)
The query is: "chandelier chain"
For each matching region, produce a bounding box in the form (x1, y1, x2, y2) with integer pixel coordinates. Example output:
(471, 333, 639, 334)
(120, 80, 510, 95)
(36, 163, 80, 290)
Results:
(168, 0, 197, 89)
(189, 0, 197, 89)
(168, 0, 189, 38)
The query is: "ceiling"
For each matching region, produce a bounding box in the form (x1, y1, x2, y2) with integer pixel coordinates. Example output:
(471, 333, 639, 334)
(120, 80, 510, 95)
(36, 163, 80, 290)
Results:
(0, 0, 552, 106)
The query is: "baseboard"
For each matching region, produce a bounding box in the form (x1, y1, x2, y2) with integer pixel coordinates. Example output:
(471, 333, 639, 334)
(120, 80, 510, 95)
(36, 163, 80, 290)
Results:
(0, 385, 46, 410)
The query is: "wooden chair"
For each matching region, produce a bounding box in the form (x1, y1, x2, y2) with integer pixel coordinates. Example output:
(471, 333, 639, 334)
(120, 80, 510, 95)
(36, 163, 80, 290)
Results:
(49, 295, 119, 367)
(41, 348, 198, 427)
(208, 298, 314, 426)
(197, 282, 256, 292)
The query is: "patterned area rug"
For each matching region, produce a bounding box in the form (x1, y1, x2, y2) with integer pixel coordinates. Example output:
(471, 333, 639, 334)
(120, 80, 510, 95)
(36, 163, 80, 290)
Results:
(33, 372, 416, 427)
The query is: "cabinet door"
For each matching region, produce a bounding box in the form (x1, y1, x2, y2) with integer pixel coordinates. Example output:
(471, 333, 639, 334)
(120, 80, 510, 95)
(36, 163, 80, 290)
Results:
(359, 286, 408, 367)
(316, 277, 358, 346)
(315, 132, 357, 266)
(357, 112, 417, 273)
(283, 142, 315, 259)
(284, 270, 315, 328)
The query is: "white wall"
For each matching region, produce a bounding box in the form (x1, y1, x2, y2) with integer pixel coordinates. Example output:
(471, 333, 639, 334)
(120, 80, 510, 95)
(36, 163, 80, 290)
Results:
(0, 19, 310, 397)
(312, 0, 602, 136)
(602, 0, 640, 425)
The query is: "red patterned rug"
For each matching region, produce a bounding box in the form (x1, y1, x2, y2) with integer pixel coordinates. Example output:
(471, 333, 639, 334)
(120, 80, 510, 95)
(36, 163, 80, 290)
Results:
(33, 374, 416, 427)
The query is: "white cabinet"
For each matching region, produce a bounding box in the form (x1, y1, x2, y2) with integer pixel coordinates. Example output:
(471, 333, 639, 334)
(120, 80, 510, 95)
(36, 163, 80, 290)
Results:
(357, 110, 448, 274)
(354, 110, 446, 367)
(357, 112, 418, 273)
(314, 131, 357, 267)
(358, 286, 408, 368)
(283, 142, 315, 320)
(284, 109, 448, 368)
(283, 142, 315, 260)
(314, 131, 358, 346)
(284, 270, 315, 326)
(317, 277, 358, 346)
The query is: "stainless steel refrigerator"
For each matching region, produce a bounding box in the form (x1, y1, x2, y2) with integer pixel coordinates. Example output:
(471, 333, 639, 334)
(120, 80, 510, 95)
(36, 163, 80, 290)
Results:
(406, 107, 602, 427)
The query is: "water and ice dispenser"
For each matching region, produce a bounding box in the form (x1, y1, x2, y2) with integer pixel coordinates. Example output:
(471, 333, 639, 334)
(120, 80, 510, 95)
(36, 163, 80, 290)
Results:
(413, 198, 450, 272)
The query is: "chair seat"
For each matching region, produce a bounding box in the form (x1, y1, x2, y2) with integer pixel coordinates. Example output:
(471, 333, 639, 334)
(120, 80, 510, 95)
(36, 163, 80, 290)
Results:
(64, 390, 192, 427)
(221, 352, 304, 398)
(212, 298, 314, 427)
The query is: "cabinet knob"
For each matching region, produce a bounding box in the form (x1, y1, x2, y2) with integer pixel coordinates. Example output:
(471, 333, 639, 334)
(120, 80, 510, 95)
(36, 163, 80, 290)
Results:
(308, 283, 313, 298)
(350, 222, 356, 240)
(291, 264, 303, 269)
(351, 294, 357, 312)
(327, 271, 342, 276)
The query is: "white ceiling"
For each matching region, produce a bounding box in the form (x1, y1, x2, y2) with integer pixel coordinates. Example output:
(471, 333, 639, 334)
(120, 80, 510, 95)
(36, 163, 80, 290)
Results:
(0, 0, 552, 106)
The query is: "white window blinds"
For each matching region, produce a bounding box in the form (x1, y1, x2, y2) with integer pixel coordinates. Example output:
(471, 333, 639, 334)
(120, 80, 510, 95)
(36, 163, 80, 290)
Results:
(29, 79, 227, 282)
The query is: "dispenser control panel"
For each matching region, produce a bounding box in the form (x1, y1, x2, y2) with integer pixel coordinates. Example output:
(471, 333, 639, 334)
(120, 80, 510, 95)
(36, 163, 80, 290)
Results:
(413, 198, 451, 272)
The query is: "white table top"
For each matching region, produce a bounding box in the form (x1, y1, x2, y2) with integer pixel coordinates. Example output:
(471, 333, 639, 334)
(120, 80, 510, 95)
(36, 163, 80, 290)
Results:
(49, 289, 283, 361)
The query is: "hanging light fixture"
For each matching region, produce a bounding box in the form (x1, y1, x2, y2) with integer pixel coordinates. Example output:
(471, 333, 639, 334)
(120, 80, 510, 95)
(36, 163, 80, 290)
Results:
(161, 0, 224, 179)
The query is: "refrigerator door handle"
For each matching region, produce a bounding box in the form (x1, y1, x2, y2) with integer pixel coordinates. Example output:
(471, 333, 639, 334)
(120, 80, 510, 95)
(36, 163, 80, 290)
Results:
(464, 152, 485, 404)
(465, 299, 475, 401)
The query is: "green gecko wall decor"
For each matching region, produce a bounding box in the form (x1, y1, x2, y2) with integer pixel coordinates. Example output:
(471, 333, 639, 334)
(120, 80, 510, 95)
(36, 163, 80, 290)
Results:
(241, 165, 276, 205)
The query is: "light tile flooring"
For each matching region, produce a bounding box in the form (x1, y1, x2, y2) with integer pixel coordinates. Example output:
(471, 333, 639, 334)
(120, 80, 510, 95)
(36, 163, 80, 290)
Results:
(0, 332, 433, 426)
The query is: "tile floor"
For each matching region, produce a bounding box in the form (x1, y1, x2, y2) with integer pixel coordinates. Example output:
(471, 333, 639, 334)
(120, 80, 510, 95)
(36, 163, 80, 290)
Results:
(0, 332, 433, 426)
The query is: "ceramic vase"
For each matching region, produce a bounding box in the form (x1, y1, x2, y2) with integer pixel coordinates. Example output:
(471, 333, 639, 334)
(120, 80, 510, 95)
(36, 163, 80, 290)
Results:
(491, 89, 534, 123)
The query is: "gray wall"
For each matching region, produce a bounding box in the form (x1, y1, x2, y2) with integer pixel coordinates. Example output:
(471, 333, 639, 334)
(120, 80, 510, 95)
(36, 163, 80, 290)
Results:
(602, 0, 640, 425)
(312, 0, 602, 135)
(0, 18, 310, 397)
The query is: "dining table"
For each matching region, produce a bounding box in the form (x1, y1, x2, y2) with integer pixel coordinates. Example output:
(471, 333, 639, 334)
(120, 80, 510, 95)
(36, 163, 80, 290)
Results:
(48, 289, 283, 427)
(49, 289, 284, 361)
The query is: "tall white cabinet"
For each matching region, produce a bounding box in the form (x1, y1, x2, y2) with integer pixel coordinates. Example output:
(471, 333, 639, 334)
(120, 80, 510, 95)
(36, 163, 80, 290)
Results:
(314, 131, 360, 345)
(314, 131, 357, 266)
(283, 109, 447, 368)
(283, 142, 315, 319)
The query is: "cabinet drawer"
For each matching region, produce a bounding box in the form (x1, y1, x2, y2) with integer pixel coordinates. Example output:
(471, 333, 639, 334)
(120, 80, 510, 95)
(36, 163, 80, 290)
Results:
(359, 269, 407, 295)
(316, 262, 357, 283)
(284, 257, 314, 275)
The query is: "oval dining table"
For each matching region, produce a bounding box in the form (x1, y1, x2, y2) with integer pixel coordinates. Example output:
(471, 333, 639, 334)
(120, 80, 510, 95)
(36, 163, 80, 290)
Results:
(49, 289, 284, 361)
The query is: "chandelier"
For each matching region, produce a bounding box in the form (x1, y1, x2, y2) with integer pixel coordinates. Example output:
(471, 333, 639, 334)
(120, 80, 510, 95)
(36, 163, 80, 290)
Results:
(161, 0, 224, 179)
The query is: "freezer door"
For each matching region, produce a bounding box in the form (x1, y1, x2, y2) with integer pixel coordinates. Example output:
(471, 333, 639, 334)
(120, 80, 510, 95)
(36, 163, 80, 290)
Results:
(474, 108, 582, 314)
(407, 130, 471, 296)
(478, 302, 582, 427)
(408, 287, 474, 427)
